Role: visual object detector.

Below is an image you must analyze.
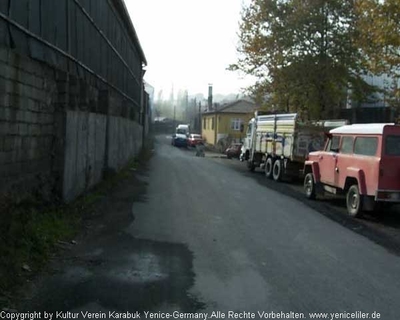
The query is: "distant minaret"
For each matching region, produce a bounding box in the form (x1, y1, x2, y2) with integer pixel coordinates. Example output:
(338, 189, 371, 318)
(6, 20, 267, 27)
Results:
(208, 84, 213, 110)
(169, 83, 174, 110)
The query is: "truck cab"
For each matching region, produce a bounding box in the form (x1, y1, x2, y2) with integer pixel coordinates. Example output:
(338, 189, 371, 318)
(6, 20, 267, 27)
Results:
(304, 123, 400, 217)
(241, 118, 256, 161)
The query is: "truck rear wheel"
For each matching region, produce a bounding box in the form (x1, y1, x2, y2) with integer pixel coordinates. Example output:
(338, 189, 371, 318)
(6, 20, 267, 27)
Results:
(265, 158, 273, 179)
(272, 160, 283, 181)
(346, 185, 363, 218)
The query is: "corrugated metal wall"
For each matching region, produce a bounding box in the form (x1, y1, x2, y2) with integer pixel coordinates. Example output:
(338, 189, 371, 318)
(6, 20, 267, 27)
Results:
(0, 0, 143, 108)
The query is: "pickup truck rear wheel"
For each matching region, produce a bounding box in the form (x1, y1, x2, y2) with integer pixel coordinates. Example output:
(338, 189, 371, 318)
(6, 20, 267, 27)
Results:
(346, 185, 363, 218)
(304, 173, 316, 200)
(272, 160, 283, 181)
(265, 158, 273, 179)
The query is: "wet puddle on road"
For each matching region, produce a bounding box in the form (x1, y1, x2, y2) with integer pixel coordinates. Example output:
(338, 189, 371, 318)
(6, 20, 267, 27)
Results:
(18, 234, 205, 313)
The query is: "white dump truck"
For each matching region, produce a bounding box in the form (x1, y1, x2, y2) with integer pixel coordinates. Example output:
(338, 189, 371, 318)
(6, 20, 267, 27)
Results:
(241, 112, 347, 181)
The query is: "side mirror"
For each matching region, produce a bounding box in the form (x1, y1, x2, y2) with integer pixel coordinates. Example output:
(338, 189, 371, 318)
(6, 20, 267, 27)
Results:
(172, 134, 176, 138)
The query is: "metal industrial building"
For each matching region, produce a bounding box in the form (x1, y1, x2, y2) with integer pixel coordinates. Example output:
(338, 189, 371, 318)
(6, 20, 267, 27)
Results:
(0, 0, 150, 201)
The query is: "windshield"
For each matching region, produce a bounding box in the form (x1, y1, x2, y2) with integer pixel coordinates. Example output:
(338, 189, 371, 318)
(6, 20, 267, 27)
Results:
(176, 129, 187, 135)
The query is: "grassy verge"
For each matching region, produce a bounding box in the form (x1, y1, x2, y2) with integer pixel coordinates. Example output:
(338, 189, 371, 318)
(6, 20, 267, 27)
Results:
(0, 196, 81, 308)
(0, 138, 154, 309)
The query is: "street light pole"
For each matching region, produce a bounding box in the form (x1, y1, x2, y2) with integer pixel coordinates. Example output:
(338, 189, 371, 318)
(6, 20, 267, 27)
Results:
(173, 104, 176, 130)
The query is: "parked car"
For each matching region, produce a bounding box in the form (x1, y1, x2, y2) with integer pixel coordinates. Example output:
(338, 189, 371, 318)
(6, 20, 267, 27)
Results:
(303, 123, 400, 217)
(225, 143, 243, 159)
(171, 133, 188, 148)
(187, 134, 203, 147)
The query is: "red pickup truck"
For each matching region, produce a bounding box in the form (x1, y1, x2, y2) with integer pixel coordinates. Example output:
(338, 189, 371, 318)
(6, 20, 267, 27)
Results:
(303, 123, 400, 217)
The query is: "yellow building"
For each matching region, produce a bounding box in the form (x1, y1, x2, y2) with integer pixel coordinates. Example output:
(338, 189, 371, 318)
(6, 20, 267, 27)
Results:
(201, 99, 256, 148)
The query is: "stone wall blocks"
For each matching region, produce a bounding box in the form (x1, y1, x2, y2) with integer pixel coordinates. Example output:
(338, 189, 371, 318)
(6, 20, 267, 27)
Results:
(41, 124, 54, 136)
(39, 103, 54, 113)
(0, 93, 9, 108)
(55, 71, 69, 82)
(18, 123, 28, 135)
(0, 151, 13, 165)
(1, 48, 148, 202)
(28, 124, 41, 136)
(22, 136, 31, 149)
(0, 107, 6, 120)
(2, 137, 18, 156)
(0, 48, 9, 63)
(9, 52, 42, 76)
(0, 162, 22, 178)
(13, 136, 22, 150)
(0, 121, 8, 135)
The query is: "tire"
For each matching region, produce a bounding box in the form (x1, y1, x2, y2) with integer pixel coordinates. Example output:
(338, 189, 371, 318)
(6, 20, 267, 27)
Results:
(346, 184, 363, 218)
(304, 173, 316, 200)
(272, 160, 283, 181)
(265, 158, 273, 179)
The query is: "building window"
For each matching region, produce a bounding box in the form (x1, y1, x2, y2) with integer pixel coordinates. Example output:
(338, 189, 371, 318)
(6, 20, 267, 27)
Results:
(203, 118, 206, 130)
(212, 118, 215, 130)
(231, 118, 242, 131)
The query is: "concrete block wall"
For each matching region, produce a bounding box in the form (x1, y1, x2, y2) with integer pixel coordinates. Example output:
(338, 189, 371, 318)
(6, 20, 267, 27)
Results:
(107, 116, 141, 171)
(62, 111, 107, 202)
(0, 48, 57, 198)
(0, 48, 145, 203)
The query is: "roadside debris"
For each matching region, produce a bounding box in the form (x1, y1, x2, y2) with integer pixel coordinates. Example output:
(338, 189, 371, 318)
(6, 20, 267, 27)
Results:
(21, 264, 31, 272)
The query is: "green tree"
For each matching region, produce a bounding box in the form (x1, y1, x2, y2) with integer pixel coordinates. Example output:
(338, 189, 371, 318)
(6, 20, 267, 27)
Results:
(231, 0, 375, 119)
(355, 0, 400, 109)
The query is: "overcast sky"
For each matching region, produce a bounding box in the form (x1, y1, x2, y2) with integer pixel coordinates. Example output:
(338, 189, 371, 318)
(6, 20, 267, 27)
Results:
(125, 0, 253, 98)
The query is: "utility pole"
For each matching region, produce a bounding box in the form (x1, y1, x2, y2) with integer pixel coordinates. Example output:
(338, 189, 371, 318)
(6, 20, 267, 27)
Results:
(173, 104, 176, 128)
(199, 102, 202, 135)
(185, 90, 189, 123)
(214, 103, 218, 147)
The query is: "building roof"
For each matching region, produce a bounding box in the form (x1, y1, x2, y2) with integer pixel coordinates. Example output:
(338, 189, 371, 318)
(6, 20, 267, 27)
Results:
(115, 0, 147, 65)
(203, 99, 256, 115)
(330, 123, 395, 135)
